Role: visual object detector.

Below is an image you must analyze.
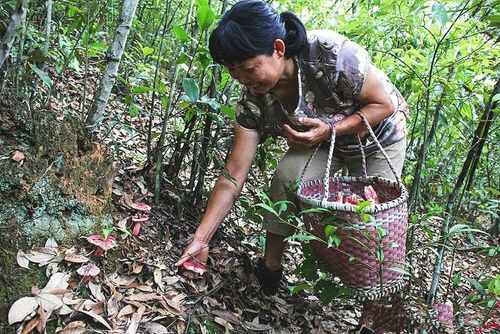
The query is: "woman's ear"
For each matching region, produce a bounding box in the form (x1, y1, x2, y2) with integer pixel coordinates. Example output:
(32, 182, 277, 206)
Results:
(274, 39, 286, 57)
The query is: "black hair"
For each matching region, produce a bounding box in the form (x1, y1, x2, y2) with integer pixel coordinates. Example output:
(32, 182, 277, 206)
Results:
(209, 0, 309, 66)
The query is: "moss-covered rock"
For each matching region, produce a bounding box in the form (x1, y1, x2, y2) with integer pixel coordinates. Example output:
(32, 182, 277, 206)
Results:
(0, 101, 114, 330)
(0, 111, 114, 244)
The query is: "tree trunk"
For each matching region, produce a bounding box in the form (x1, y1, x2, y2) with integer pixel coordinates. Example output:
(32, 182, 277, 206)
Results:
(0, 0, 27, 68)
(44, 0, 52, 57)
(86, 0, 139, 127)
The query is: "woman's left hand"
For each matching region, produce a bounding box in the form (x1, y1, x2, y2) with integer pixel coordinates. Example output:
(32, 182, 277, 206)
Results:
(283, 118, 331, 150)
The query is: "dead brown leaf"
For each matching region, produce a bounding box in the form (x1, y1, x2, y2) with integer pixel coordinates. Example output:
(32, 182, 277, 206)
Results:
(211, 310, 241, 325)
(125, 305, 146, 334)
(21, 316, 39, 334)
(117, 304, 134, 319)
(128, 293, 163, 302)
(76, 310, 111, 330)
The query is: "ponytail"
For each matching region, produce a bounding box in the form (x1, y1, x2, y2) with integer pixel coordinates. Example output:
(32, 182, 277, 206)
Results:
(280, 11, 309, 58)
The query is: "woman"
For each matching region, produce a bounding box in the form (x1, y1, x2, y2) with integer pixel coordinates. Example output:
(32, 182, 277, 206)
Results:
(176, 0, 408, 331)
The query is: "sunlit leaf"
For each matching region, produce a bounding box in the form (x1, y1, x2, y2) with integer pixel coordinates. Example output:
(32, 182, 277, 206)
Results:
(173, 26, 190, 42)
(431, 3, 448, 27)
(197, 5, 215, 31)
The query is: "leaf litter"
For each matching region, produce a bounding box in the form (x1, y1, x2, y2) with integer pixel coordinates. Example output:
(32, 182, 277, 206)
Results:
(6, 65, 499, 333)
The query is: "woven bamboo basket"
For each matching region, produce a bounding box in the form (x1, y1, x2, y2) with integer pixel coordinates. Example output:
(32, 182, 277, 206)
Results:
(296, 112, 408, 301)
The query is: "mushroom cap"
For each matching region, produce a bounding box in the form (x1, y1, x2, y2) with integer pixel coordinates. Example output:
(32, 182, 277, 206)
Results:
(86, 235, 117, 251)
(77, 263, 100, 277)
(130, 202, 152, 212)
(182, 260, 207, 275)
(131, 216, 149, 223)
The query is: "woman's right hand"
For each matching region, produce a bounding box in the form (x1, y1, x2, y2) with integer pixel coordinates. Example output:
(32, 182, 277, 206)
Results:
(174, 238, 209, 267)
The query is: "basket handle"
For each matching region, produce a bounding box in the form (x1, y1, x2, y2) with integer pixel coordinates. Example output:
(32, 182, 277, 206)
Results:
(299, 111, 404, 203)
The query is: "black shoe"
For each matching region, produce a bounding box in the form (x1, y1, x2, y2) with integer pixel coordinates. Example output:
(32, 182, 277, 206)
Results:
(254, 258, 283, 296)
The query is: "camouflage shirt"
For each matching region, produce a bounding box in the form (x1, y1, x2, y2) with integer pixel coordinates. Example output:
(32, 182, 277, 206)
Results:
(235, 30, 408, 154)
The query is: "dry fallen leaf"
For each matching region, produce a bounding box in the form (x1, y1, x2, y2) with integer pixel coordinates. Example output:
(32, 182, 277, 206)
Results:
(64, 253, 90, 264)
(211, 310, 241, 325)
(24, 250, 56, 264)
(76, 310, 112, 329)
(35, 293, 64, 313)
(8, 296, 38, 324)
(45, 237, 59, 249)
(125, 305, 145, 334)
(41, 272, 70, 292)
(141, 322, 170, 334)
(117, 304, 134, 319)
(17, 250, 30, 269)
(88, 281, 106, 302)
(21, 316, 40, 334)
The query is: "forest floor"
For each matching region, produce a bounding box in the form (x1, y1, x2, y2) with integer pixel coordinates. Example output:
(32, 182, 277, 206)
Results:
(2, 66, 499, 334)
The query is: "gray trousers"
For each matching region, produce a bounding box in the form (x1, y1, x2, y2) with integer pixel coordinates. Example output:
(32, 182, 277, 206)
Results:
(262, 138, 406, 236)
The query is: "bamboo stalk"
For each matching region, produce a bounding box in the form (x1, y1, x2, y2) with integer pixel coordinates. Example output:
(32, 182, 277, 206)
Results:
(0, 0, 27, 68)
(86, 0, 139, 127)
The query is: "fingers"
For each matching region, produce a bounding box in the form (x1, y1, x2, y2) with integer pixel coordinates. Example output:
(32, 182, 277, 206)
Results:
(175, 242, 209, 266)
(287, 118, 332, 147)
(297, 117, 323, 127)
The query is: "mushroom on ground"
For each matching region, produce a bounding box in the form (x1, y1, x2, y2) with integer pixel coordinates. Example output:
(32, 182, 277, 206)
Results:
(130, 202, 151, 212)
(86, 235, 117, 257)
(131, 216, 149, 236)
(77, 263, 100, 283)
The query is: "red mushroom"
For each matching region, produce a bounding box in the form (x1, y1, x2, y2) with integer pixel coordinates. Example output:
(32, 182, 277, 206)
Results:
(130, 202, 152, 212)
(182, 260, 207, 275)
(131, 216, 149, 236)
(86, 235, 117, 257)
(364, 185, 381, 204)
(77, 263, 100, 283)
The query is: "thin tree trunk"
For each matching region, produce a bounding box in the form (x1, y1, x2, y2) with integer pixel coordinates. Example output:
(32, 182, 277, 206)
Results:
(0, 0, 27, 68)
(86, 0, 139, 127)
(426, 77, 500, 305)
(44, 0, 52, 57)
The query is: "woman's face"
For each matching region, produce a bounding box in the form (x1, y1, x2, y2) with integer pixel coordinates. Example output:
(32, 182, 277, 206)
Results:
(227, 50, 284, 95)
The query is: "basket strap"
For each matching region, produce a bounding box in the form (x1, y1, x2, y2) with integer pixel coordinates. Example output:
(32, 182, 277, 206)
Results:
(299, 125, 337, 204)
(355, 111, 403, 187)
(356, 133, 368, 179)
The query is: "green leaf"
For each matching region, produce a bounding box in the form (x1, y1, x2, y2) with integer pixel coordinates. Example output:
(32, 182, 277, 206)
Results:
(255, 203, 279, 217)
(142, 46, 154, 57)
(327, 235, 341, 247)
(132, 86, 155, 94)
(129, 103, 140, 117)
(467, 277, 484, 293)
(484, 15, 500, 28)
(432, 3, 448, 27)
(173, 26, 190, 42)
(220, 105, 236, 119)
(377, 227, 388, 238)
(197, 5, 215, 31)
(288, 283, 311, 293)
(324, 225, 338, 238)
(448, 224, 488, 236)
(452, 273, 461, 286)
(29, 64, 52, 88)
(284, 234, 319, 242)
(182, 78, 199, 102)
